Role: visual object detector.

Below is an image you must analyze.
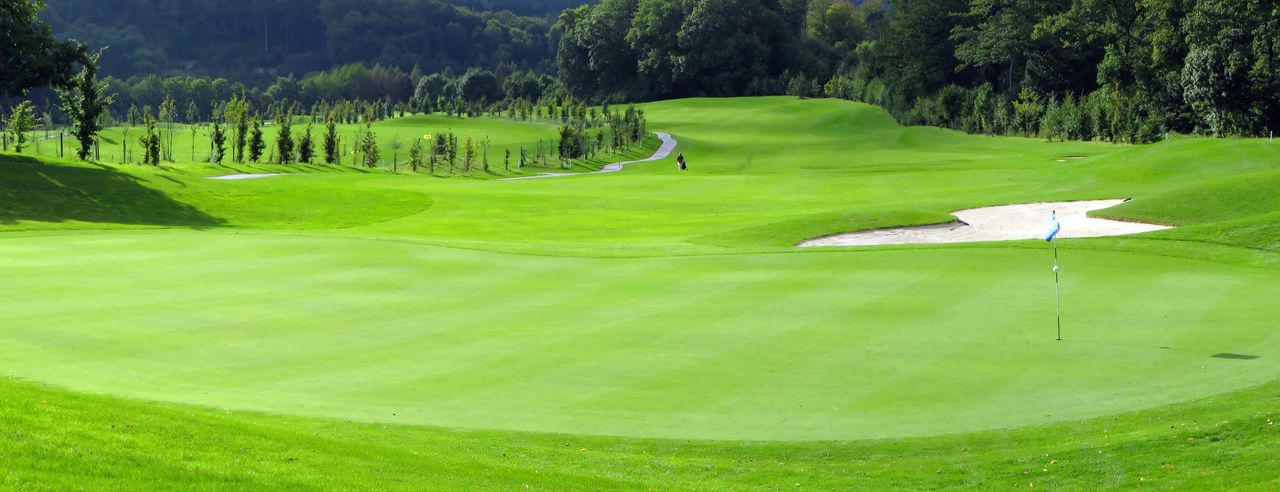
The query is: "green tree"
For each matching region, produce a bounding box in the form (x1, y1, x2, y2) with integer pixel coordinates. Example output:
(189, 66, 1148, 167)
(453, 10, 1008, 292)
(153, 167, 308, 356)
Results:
(159, 96, 177, 161)
(185, 100, 200, 124)
(876, 0, 966, 105)
(6, 101, 36, 153)
(211, 119, 226, 165)
(0, 0, 86, 97)
(389, 135, 402, 171)
(557, 124, 586, 163)
(1180, 0, 1280, 136)
(225, 95, 249, 162)
(275, 110, 294, 163)
(57, 52, 113, 161)
(359, 122, 379, 168)
(463, 133, 476, 171)
(433, 132, 448, 173)
(139, 113, 160, 166)
(323, 117, 338, 164)
(455, 68, 503, 103)
(299, 121, 315, 164)
(248, 118, 265, 163)
(446, 132, 458, 172)
(951, 0, 1076, 94)
(1012, 87, 1045, 137)
(807, 0, 865, 48)
(558, 1, 640, 99)
(407, 136, 423, 172)
(185, 99, 201, 161)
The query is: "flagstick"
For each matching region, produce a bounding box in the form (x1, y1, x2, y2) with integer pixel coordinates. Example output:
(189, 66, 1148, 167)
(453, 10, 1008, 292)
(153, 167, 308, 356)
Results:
(1053, 237, 1062, 341)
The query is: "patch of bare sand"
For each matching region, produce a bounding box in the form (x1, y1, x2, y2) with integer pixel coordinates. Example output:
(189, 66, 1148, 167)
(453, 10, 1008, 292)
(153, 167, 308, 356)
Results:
(799, 199, 1171, 247)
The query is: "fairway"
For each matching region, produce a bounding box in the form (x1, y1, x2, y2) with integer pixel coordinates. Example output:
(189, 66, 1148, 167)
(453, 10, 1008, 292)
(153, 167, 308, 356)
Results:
(5, 97, 1280, 487)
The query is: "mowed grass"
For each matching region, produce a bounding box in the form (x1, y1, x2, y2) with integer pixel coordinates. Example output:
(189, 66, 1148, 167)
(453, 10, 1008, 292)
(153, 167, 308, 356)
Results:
(3, 231, 1277, 440)
(3, 97, 1280, 487)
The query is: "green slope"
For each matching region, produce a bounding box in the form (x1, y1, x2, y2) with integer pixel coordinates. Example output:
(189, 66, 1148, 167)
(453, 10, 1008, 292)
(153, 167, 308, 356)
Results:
(4, 375, 1278, 489)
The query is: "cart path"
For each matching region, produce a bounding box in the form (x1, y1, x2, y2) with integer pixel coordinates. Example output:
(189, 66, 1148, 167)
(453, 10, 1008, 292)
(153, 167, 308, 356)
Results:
(499, 132, 677, 181)
(207, 173, 287, 181)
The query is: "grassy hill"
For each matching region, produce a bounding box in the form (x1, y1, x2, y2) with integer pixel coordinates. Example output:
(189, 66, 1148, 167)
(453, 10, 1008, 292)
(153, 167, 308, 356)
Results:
(2, 97, 1279, 488)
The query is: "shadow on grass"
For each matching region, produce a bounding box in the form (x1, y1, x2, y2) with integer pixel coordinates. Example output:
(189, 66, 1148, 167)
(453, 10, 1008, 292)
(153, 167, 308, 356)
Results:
(0, 155, 223, 227)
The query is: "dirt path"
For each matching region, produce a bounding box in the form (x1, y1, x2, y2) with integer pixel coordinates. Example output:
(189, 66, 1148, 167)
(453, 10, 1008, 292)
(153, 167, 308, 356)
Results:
(800, 199, 1172, 247)
(499, 132, 677, 181)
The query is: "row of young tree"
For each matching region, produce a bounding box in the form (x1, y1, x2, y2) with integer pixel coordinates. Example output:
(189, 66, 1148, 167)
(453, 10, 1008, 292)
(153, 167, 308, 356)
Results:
(6, 0, 662, 171)
(557, 104, 648, 165)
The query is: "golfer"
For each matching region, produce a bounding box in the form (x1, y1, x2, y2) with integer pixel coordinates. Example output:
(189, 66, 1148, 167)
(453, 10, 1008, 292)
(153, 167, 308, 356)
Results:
(677, 153, 687, 171)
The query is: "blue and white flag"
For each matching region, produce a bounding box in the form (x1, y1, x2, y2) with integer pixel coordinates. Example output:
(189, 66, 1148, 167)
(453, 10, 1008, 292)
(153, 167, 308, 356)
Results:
(1044, 211, 1061, 242)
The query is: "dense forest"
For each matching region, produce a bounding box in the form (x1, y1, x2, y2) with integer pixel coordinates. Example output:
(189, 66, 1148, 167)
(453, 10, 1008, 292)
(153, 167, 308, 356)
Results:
(38, 0, 569, 82)
(558, 0, 1280, 140)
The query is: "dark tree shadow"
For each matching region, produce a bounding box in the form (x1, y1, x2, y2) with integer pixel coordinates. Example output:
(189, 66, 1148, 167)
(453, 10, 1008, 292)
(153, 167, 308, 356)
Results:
(0, 155, 224, 227)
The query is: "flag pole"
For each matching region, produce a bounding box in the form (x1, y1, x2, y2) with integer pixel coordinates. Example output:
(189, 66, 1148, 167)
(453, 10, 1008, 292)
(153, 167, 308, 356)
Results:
(1053, 234, 1062, 341)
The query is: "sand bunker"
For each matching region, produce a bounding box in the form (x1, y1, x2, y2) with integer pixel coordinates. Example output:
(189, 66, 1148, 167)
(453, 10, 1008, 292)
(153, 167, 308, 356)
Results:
(207, 173, 286, 181)
(800, 199, 1171, 247)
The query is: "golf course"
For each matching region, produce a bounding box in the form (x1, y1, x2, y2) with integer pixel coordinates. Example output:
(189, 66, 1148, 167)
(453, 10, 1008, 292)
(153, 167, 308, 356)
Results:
(3, 96, 1280, 488)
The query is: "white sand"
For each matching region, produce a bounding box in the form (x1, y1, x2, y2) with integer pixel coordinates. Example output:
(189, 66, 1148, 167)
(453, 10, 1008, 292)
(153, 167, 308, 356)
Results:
(799, 199, 1171, 247)
(207, 173, 286, 181)
(499, 132, 678, 181)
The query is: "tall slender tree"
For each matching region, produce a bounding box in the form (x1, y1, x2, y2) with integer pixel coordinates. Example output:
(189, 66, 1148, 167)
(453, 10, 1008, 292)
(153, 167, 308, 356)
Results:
(275, 110, 294, 164)
(407, 136, 422, 172)
(56, 52, 112, 161)
(299, 121, 315, 164)
(248, 118, 265, 162)
(463, 133, 475, 171)
(158, 96, 177, 161)
(139, 113, 160, 166)
(323, 117, 338, 164)
(446, 132, 458, 172)
(359, 121, 379, 168)
(225, 94, 249, 163)
(211, 119, 226, 166)
(432, 132, 447, 173)
(186, 100, 200, 161)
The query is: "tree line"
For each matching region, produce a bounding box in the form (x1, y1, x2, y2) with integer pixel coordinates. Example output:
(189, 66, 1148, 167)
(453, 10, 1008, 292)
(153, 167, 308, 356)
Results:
(836, 0, 1280, 141)
(558, 0, 1280, 141)
(38, 0, 562, 84)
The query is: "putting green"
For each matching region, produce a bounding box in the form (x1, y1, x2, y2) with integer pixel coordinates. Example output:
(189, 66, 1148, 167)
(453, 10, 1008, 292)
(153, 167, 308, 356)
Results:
(3, 230, 1278, 440)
